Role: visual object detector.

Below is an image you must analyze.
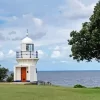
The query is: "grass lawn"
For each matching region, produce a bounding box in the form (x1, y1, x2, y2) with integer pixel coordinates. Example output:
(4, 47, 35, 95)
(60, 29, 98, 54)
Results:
(0, 84, 100, 100)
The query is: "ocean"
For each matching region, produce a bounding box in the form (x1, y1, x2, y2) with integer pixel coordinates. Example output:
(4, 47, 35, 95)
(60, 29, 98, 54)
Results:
(37, 71, 100, 87)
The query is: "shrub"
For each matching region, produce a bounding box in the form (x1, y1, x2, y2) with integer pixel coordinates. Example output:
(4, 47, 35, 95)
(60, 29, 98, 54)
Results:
(93, 87, 100, 89)
(74, 84, 86, 88)
(0, 67, 9, 81)
(6, 77, 12, 82)
(6, 73, 14, 82)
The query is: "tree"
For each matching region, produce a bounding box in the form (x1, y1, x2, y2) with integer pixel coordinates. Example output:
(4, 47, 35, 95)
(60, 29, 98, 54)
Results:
(6, 73, 14, 82)
(0, 67, 9, 82)
(68, 1, 100, 62)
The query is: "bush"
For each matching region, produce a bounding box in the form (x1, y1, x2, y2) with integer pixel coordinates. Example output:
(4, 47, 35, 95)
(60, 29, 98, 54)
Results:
(74, 84, 86, 88)
(6, 73, 14, 82)
(6, 77, 13, 82)
(0, 67, 9, 81)
(93, 87, 100, 89)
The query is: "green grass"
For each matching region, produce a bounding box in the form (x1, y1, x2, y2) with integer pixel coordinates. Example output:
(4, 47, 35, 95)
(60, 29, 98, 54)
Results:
(0, 84, 100, 100)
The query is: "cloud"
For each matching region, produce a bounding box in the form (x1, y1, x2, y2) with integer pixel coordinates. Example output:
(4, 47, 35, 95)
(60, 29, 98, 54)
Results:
(15, 46, 21, 51)
(60, 61, 68, 63)
(0, 51, 4, 61)
(7, 50, 16, 58)
(0, 14, 47, 42)
(32, 17, 43, 27)
(0, 0, 34, 16)
(54, 46, 60, 50)
(0, 13, 72, 46)
(59, 0, 95, 20)
(34, 26, 72, 47)
(0, 33, 5, 41)
(0, 32, 22, 41)
(51, 50, 61, 58)
(0, 49, 16, 62)
(50, 43, 73, 63)
(0, 45, 2, 48)
(37, 50, 48, 59)
(38, 50, 45, 58)
(8, 31, 16, 35)
(30, 32, 47, 40)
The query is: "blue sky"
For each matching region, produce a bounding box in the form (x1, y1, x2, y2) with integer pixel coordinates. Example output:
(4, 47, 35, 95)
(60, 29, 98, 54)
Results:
(0, 0, 100, 71)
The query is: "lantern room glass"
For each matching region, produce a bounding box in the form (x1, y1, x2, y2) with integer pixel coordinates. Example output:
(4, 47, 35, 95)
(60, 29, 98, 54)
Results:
(26, 44, 34, 51)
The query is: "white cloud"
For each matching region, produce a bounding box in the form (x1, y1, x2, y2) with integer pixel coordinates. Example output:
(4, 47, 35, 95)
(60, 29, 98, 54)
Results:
(0, 14, 47, 43)
(59, 0, 95, 20)
(32, 17, 43, 27)
(0, 13, 78, 47)
(0, 45, 2, 48)
(34, 26, 71, 47)
(52, 60, 68, 64)
(50, 43, 73, 63)
(0, 51, 4, 60)
(0, 50, 16, 61)
(54, 46, 60, 50)
(15, 46, 21, 51)
(6, 14, 44, 29)
(38, 50, 46, 58)
(60, 61, 68, 63)
(7, 50, 16, 58)
(51, 50, 61, 58)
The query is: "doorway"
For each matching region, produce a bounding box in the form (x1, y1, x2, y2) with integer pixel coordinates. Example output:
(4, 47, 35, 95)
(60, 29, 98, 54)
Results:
(21, 67, 26, 82)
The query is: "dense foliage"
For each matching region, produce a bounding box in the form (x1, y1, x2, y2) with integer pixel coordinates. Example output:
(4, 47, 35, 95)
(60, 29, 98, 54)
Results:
(68, 1, 100, 62)
(74, 84, 86, 88)
(0, 67, 8, 82)
(0, 65, 14, 82)
(6, 73, 14, 82)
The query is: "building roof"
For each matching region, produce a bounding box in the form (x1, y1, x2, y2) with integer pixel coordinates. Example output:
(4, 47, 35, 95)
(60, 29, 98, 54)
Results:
(21, 36, 33, 44)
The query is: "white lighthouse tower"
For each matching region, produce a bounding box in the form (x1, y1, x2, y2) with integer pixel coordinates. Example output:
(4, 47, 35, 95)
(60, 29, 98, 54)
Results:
(14, 31, 39, 82)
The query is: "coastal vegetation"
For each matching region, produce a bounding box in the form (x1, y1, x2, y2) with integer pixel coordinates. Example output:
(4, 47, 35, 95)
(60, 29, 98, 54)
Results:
(0, 66, 8, 82)
(0, 66, 13, 82)
(73, 84, 86, 88)
(6, 73, 14, 82)
(68, 1, 100, 62)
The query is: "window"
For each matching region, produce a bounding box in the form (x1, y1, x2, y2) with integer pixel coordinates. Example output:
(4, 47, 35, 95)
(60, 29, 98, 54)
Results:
(26, 44, 34, 51)
(26, 44, 29, 51)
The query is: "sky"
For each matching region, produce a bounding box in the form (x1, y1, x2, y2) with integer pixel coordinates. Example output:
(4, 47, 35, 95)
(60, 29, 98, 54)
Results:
(0, 0, 100, 71)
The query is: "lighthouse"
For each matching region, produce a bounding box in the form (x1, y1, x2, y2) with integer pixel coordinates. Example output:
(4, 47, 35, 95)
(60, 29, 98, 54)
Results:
(14, 31, 39, 82)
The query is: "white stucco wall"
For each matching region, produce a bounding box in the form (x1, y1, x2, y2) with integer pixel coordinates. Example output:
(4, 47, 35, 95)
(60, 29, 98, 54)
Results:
(21, 43, 26, 51)
(14, 66, 16, 81)
(30, 66, 37, 82)
(26, 67, 30, 81)
(16, 59, 38, 66)
(16, 67, 21, 81)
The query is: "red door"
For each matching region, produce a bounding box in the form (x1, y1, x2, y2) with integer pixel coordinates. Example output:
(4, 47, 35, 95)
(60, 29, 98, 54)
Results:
(21, 67, 26, 82)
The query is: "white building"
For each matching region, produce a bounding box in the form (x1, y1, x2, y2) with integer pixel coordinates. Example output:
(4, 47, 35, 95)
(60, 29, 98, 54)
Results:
(14, 33, 39, 82)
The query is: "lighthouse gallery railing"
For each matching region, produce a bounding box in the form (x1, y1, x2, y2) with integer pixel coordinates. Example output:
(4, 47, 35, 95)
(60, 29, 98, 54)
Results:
(16, 51, 38, 58)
